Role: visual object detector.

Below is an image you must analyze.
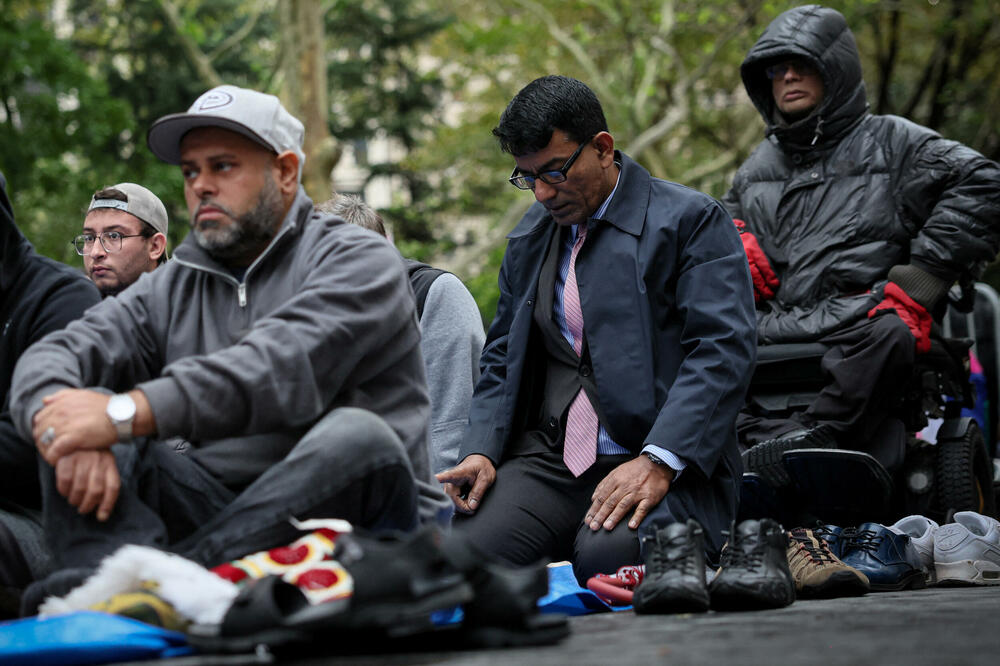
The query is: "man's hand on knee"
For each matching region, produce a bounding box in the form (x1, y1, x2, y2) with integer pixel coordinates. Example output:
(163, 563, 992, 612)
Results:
(436, 454, 496, 515)
(55, 450, 121, 522)
(585, 456, 674, 532)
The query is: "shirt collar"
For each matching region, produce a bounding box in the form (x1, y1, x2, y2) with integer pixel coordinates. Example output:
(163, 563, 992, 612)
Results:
(574, 167, 621, 239)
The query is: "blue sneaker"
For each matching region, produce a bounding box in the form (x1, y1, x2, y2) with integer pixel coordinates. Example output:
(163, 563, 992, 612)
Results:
(839, 523, 926, 591)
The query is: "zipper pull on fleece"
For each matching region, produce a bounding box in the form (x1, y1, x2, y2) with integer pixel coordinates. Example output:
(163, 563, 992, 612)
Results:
(238, 282, 247, 308)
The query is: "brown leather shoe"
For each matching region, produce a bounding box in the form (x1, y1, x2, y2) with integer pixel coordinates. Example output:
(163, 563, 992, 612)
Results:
(787, 527, 870, 598)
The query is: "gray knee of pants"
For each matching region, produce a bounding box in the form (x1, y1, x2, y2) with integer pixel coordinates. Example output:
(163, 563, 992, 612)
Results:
(288, 407, 413, 476)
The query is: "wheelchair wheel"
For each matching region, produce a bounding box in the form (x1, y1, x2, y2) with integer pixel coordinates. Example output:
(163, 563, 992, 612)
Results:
(934, 420, 997, 519)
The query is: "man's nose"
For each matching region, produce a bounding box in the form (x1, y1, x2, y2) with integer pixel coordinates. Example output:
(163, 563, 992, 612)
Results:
(533, 179, 557, 203)
(90, 240, 108, 259)
(189, 171, 217, 199)
(783, 65, 803, 81)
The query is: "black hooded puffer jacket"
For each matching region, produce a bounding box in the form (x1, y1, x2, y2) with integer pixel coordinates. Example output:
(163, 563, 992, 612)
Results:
(722, 4, 1000, 344)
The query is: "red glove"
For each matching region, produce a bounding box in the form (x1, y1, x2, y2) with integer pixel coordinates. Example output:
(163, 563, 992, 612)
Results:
(734, 219, 779, 303)
(868, 282, 932, 354)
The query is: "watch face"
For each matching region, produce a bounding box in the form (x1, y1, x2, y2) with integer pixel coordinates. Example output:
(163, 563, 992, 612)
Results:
(107, 394, 136, 421)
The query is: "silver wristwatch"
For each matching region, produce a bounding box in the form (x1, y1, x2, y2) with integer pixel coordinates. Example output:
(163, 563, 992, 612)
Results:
(106, 393, 136, 442)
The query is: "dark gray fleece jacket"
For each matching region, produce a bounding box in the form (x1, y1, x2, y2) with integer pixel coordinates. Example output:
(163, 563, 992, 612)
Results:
(11, 187, 449, 523)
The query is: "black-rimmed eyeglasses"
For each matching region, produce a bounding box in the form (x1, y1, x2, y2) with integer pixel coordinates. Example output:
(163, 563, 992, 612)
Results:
(72, 231, 145, 255)
(508, 135, 595, 190)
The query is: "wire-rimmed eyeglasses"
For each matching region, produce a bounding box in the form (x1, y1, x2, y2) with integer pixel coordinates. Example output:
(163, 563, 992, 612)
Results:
(72, 231, 145, 255)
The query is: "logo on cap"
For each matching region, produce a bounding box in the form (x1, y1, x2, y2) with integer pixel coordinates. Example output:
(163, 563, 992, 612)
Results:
(196, 91, 234, 112)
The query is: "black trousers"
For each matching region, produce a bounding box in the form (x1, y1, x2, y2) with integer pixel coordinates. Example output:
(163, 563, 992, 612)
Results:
(453, 441, 736, 584)
(0, 416, 40, 509)
(738, 314, 915, 469)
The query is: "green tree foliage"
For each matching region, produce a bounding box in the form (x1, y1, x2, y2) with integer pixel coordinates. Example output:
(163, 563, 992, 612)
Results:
(324, 0, 453, 249)
(4, 0, 999, 323)
(2, 0, 451, 264)
(1, 2, 131, 263)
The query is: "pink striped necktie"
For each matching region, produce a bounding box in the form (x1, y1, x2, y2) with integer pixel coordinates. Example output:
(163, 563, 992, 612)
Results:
(562, 226, 599, 477)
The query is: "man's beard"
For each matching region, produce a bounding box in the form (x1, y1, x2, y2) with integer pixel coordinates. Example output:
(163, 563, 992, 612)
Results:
(192, 176, 283, 265)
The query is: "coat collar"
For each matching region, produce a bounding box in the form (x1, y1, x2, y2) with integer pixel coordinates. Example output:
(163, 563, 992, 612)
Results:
(507, 151, 649, 239)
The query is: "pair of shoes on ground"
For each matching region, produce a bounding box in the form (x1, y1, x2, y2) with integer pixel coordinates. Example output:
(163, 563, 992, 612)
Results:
(891, 512, 1000, 586)
(814, 521, 926, 591)
(188, 526, 568, 654)
(627, 518, 795, 614)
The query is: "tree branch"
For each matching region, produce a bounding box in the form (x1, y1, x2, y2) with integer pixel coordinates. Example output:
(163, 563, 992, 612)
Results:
(626, 1, 763, 157)
(155, 0, 223, 88)
(873, 5, 900, 114)
(510, 0, 615, 106)
(208, 1, 266, 63)
(678, 115, 760, 183)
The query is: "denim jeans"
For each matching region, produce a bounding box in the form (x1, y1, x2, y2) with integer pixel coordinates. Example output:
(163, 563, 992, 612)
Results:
(24, 407, 419, 614)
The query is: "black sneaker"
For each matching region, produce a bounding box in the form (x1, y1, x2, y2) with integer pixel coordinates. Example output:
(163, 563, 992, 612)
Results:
(708, 519, 796, 611)
(742, 424, 838, 487)
(633, 520, 710, 614)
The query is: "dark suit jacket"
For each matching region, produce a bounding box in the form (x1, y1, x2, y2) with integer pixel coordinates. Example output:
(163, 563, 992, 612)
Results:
(460, 152, 756, 487)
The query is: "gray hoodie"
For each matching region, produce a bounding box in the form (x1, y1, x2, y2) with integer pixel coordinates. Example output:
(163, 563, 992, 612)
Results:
(11, 187, 449, 523)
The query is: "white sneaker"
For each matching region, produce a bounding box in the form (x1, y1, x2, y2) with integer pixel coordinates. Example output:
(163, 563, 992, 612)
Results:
(889, 515, 939, 583)
(933, 511, 1000, 585)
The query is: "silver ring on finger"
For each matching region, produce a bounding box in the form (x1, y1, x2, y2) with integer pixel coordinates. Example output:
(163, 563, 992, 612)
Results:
(40, 426, 56, 447)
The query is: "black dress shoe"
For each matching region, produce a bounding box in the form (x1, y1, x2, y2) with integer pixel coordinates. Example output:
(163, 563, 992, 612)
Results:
(742, 424, 838, 487)
(633, 520, 710, 614)
(708, 518, 796, 611)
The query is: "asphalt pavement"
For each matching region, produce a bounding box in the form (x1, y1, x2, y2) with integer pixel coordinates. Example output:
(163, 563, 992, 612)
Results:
(141, 585, 999, 666)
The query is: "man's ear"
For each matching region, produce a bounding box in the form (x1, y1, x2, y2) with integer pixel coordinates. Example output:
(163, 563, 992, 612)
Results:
(593, 131, 615, 166)
(148, 233, 167, 263)
(274, 151, 300, 195)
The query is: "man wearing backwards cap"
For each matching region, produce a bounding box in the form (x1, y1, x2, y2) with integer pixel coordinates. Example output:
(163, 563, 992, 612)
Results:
(10, 84, 447, 612)
(76, 183, 168, 297)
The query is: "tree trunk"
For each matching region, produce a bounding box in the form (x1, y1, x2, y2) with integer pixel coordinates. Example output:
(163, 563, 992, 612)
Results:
(278, 0, 341, 202)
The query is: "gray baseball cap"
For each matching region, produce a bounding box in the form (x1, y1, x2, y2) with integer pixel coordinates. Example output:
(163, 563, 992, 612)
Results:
(147, 85, 306, 178)
(88, 182, 169, 237)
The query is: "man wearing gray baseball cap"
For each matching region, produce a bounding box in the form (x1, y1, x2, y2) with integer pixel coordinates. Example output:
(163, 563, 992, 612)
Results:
(10, 84, 447, 613)
(75, 183, 169, 297)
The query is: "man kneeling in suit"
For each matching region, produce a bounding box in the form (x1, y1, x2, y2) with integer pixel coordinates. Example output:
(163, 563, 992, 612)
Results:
(437, 75, 757, 581)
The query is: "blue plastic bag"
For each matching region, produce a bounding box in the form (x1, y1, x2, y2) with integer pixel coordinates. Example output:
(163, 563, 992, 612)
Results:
(0, 611, 192, 665)
(538, 562, 631, 615)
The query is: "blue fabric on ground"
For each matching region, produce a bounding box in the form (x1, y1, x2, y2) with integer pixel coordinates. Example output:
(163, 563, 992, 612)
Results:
(433, 562, 630, 623)
(0, 611, 192, 665)
(538, 563, 631, 615)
